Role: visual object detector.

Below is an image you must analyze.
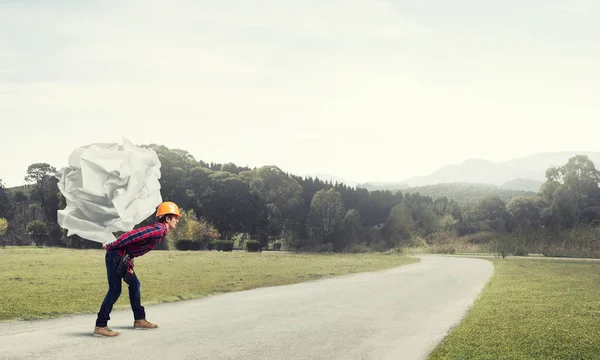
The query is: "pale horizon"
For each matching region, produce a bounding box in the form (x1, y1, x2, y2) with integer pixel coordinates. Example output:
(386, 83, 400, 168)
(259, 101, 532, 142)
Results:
(1, 0, 599, 188)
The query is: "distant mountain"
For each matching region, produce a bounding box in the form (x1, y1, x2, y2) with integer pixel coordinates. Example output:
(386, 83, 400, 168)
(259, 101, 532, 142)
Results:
(356, 182, 409, 191)
(500, 178, 544, 193)
(375, 151, 600, 192)
(399, 158, 531, 187)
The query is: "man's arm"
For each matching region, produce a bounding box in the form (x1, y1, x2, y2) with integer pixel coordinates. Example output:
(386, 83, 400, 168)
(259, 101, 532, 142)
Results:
(105, 226, 158, 251)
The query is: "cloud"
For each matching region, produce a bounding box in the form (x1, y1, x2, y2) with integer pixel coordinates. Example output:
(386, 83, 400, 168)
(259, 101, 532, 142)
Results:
(559, 1, 591, 14)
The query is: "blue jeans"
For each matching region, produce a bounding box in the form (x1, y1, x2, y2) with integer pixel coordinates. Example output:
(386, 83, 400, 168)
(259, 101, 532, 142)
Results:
(95, 250, 145, 327)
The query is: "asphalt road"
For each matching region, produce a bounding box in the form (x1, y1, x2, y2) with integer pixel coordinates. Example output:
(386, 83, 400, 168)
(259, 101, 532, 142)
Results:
(0, 255, 493, 360)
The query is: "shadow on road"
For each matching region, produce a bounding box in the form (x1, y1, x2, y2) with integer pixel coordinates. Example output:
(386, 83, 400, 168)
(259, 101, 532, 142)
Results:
(62, 332, 96, 337)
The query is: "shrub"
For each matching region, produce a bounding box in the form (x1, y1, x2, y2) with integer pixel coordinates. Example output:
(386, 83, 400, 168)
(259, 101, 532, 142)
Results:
(167, 209, 221, 250)
(232, 232, 251, 249)
(455, 221, 480, 236)
(409, 236, 428, 248)
(431, 244, 457, 254)
(175, 239, 202, 251)
(314, 242, 333, 253)
(539, 225, 600, 258)
(382, 246, 407, 255)
(426, 230, 485, 254)
(488, 234, 516, 259)
(344, 243, 371, 253)
(211, 240, 234, 252)
(246, 240, 262, 252)
(272, 242, 282, 251)
(464, 231, 495, 244)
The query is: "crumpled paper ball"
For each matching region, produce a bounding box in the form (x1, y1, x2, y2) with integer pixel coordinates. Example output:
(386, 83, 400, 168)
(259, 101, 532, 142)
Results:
(56, 137, 163, 244)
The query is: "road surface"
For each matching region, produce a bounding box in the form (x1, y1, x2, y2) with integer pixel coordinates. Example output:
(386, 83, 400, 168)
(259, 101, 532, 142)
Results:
(0, 255, 493, 360)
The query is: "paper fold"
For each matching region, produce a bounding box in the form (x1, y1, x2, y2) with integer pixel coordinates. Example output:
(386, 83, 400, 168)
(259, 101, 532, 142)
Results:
(56, 137, 163, 243)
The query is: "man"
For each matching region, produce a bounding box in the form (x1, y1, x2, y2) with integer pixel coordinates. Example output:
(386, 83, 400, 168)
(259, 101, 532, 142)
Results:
(93, 201, 181, 337)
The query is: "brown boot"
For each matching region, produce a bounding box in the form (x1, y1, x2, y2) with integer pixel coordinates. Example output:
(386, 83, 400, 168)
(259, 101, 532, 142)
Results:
(94, 326, 120, 337)
(133, 319, 158, 329)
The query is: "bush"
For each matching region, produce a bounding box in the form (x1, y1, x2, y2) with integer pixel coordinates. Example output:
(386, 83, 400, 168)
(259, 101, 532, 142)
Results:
(272, 242, 282, 251)
(175, 239, 202, 251)
(455, 221, 481, 236)
(463, 231, 495, 244)
(246, 240, 262, 252)
(167, 209, 221, 250)
(232, 232, 251, 249)
(344, 243, 371, 253)
(431, 244, 457, 254)
(426, 230, 485, 254)
(211, 240, 234, 252)
(409, 236, 428, 248)
(382, 246, 407, 255)
(314, 242, 333, 253)
(539, 226, 600, 258)
(488, 234, 516, 259)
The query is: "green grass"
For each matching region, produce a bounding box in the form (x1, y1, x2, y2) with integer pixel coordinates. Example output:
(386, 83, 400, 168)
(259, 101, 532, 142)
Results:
(0, 247, 419, 321)
(428, 258, 600, 360)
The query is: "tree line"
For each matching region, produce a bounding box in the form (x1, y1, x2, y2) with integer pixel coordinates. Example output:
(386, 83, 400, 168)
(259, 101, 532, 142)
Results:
(1, 146, 599, 257)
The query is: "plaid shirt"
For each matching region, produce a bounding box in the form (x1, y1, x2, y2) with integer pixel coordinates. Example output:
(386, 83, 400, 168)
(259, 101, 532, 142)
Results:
(105, 223, 168, 258)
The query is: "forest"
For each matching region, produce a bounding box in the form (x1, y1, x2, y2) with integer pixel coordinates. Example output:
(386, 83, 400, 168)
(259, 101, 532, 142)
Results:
(1, 145, 599, 258)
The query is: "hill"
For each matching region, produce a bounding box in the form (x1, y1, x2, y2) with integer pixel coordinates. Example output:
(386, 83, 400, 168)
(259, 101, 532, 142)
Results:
(356, 182, 409, 192)
(499, 178, 544, 192)
(361, 151, 600, 192)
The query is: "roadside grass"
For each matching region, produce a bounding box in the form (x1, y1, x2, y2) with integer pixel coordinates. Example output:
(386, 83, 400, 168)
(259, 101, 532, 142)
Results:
(428, 258, 600, 360)
(0, 247, 419, 322)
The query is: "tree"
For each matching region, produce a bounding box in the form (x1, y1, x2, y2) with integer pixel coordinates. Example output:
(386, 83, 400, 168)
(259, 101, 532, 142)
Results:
(357, 190, 401, 227)
(404, 193, 439, 236)
(506, 195, 545, 231)
(144, 145, 198, 211)
(24, 163, 57, 184)
(24, 163, 59, 223)
(545, 155, 600, 201)
(0, 180, 10, 220)
(382, 203, 414, 248)
(26, 220, 49, 246)
(0, 218, 7, 248)
(541, 185, 578, 229)
(342, 209, 362, 248)
(241, 166, 304, 240)
(220, 162, 241, 174)
(166, 209, 220, 250)
(201, 172, 263, 240)
(307, 188, 346, 248)
(468, 195, 508, 232)
(540, 155, 600, 227)
(188, 165, 213, 210)
(469, 196, 507, 221)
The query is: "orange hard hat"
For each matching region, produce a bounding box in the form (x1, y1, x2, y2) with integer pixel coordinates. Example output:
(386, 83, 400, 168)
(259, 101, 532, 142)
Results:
(156, 201, 181, 218)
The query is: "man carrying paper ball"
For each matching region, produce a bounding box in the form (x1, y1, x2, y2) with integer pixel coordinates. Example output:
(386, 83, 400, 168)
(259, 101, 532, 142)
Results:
(93, 201, 181, 337)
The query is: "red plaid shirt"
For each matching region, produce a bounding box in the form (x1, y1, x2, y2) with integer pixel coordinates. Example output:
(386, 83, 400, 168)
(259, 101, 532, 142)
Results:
(105, 223, 168, 258)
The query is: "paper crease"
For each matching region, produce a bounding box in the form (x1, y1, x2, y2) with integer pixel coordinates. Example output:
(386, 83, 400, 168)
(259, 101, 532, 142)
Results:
(56, 137, 163, 243)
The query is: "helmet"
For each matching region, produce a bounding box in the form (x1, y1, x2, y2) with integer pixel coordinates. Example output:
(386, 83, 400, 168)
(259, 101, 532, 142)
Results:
(156, 201, 181, 218)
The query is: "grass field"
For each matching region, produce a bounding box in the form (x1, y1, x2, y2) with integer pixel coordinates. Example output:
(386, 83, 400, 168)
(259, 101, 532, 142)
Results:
(428, 257, 600, 360)
(0, 247, 419, 322)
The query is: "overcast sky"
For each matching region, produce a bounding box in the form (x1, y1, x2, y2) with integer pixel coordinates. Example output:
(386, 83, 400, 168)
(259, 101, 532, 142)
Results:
(1, 0, 598, 188)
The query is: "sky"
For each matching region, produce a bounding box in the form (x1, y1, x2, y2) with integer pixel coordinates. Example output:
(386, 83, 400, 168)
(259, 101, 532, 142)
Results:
(1, 0, 599, 188)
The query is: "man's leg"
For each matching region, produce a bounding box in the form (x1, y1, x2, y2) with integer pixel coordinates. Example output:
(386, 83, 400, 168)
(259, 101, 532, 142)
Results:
(95, 250, 122, 336)
(128, 271, 158, 329)
(127, 270, 145, 321)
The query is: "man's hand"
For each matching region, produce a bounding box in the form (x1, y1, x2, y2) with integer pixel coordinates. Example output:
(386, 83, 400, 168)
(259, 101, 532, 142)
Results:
(102, 242, 109, 250)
